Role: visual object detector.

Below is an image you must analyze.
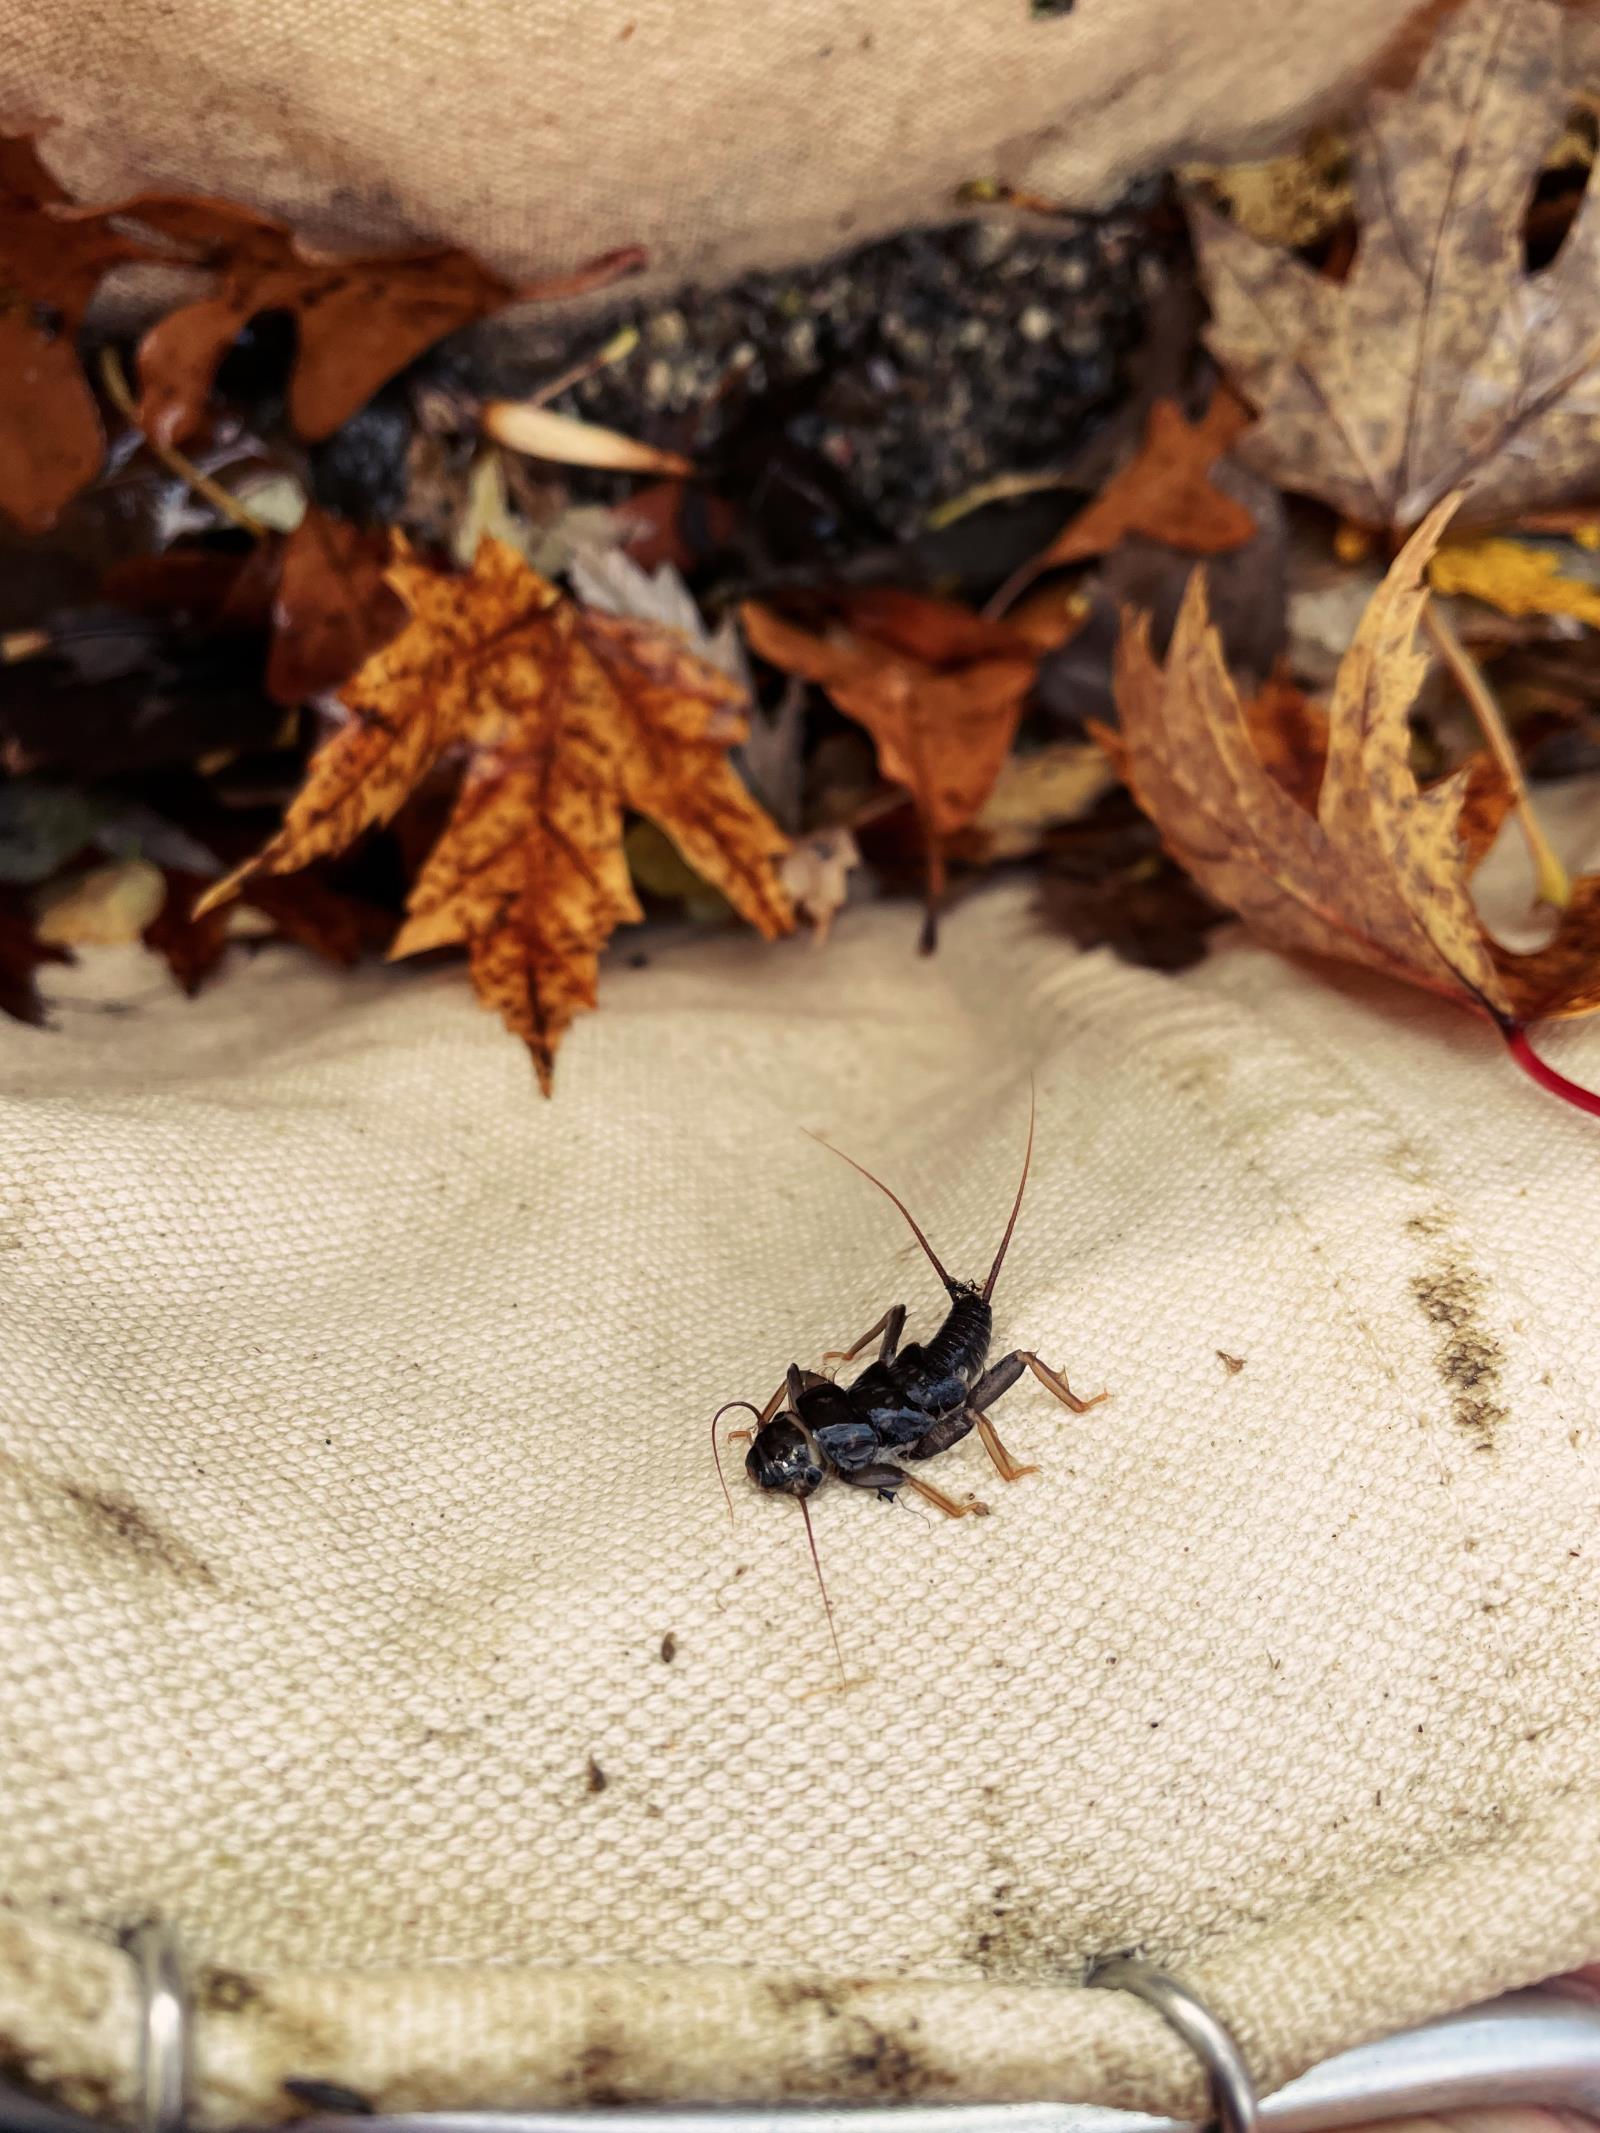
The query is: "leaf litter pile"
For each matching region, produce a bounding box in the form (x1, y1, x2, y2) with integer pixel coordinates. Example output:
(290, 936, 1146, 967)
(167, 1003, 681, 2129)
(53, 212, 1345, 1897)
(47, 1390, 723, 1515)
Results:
(6, 0, 1600, 1103)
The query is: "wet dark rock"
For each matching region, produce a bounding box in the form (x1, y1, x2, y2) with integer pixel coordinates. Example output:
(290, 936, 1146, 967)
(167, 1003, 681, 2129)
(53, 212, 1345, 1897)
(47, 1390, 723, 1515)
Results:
(477, 196, 1163, 539)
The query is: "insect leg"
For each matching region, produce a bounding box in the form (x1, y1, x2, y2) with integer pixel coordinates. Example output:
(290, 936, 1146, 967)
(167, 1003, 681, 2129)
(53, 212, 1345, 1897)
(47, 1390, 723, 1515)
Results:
(736, 1380, 792, 1436)
(837, 1462, 988, 1518)
(967, 1352, 1024, 1409)
(979, 1350, 1109, 1415)
(972, 1407, 1040, 1483)
(902, 1408, 975, 1459)
(822, 1304, 906, 1369)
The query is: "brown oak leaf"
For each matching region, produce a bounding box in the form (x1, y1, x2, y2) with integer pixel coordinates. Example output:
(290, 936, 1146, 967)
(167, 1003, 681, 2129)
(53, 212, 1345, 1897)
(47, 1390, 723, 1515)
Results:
(741, 591, 1044, 923)
(0, 137, 154, 530)
(201, 538, 791, 1089)
(0, 130, 645, 519)
(145, 867, 386, 997)
(132, 199, 645, 448)
(1108, 500, 1600, 1023)
(1193, 0, 1600, 531)
(266, 507, 409, 705)
(99, 511, 402, 709)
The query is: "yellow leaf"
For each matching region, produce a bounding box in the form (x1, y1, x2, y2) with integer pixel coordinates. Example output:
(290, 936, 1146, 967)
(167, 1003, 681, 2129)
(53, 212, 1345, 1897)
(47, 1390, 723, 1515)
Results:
(1428, 537, 1600, 627)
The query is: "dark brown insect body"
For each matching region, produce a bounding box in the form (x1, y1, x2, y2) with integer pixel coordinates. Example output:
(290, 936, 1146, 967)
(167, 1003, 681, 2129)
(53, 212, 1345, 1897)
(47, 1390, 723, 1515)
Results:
(714, 1093, 1107, 1672)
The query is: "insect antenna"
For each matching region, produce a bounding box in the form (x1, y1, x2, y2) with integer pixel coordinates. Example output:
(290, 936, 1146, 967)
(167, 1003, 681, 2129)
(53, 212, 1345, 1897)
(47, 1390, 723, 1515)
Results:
(796, 1492, 847, 1688)
(983, 1079, 1037, 1303)
(711, 1400, 763, 1522)
(805, 1130, 958, 1297)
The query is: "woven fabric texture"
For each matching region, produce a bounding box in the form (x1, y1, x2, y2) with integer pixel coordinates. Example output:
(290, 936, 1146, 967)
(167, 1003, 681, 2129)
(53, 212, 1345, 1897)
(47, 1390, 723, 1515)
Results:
(2, 881, 1599, 2123)
(2, 0, 1418, 297)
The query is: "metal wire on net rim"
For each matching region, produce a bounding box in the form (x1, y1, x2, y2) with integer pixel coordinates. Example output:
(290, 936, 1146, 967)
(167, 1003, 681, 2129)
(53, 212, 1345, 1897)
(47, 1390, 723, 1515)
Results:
(5, 1928, 1599, 2133)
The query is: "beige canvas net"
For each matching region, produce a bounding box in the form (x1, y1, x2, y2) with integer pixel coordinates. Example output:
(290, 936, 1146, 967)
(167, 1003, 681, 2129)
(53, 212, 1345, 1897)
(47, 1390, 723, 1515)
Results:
(6, 2, 1600, 2117)
(1, 0, 1421, 296)
(2, 875, 1600, 2125)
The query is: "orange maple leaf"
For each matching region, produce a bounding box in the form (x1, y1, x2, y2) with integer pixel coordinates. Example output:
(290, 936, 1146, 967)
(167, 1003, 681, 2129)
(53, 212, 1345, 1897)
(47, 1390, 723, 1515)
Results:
(200, 538, 792, 1089)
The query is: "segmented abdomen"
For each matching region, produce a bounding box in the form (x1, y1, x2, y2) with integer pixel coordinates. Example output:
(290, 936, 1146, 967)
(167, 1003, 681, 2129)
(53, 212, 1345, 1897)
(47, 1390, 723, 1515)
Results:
(920, 1289, 991, 1384)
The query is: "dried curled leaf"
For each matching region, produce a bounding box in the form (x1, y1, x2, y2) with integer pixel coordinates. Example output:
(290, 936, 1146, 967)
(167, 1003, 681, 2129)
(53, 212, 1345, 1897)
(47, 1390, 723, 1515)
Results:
(204, 539, 791, 1089)
(35, 858, 165, 947)
(483, 401, 693, 477)
(0, 138, 153, 530)
(1037, 390, 1256, 571)
(0, 131, 645, 519)
(1194, 0, 1600, 530)
(1180, 129, 1353, 249)
(742, 593, 1040, 858)
(131, 198, 644, 447)
(266, 507, 409, 706)
(1109, 501, 1600, 1021)
(146, 867, 384, 997)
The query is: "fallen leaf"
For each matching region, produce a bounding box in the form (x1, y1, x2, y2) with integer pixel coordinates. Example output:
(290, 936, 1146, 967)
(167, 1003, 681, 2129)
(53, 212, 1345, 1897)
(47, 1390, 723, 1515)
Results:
(1497, 871, 1600, 1019)
(1037, 390, 1256, 570)
(1005, 580, 1093, 657)
(145, 866, 383, 995)
(734, 676, 806, 833)
(954, 742, 1117, 862)
(780, 827, 860, 942)
(994, 389, 1256, 615)
(1194, 0, 1600, 530)
(0, 885, 71, 1024)
(452, 450, 544, 571)
(1039, 790, 1225, 974)
(100, 547, 278, 635)
(1109, 502, 1600, 1024)
(266, 508, 409, 705)
(1428, 536, 1600, 629)
(1240, 665, 1329, 813)
(0, 132, 644, 520)
(202, 538, 791, 1088)
(142, 868, 230, 994)
(568, 544, 747, 682)
(624, 819, 733, 923)
(741, 594, 1039, 912)
(230, 471, 310, 534)
(131, 196, 644, 447)
(0, 137, 155, 530)
(1180, 129, 1353, 249)
(1240, 661, 1516, 863)
(36, 857, 166, 946)
(605, 480, 741, 575)
(483, 400, 693, 477)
